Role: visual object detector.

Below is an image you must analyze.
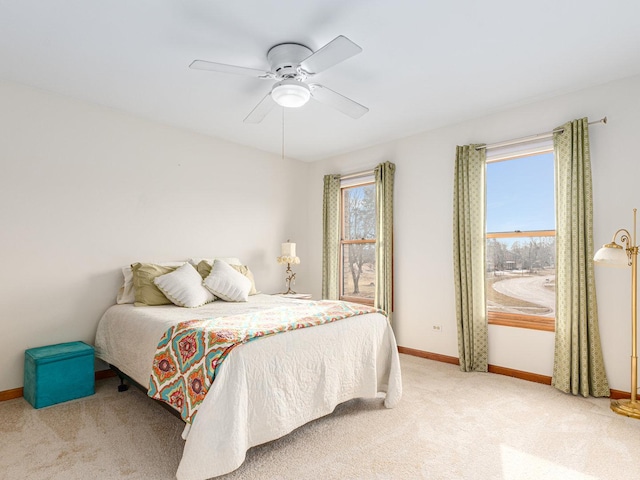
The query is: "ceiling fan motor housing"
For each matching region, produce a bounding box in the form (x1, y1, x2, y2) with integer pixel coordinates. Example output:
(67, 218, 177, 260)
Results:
(267, 43, 313, 79)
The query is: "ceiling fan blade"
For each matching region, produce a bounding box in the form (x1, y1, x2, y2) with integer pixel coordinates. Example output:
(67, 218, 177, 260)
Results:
(310, 84, 369, 119)
(243, 93, 277, 123)
(189, 60, 273, 79)
(299, 36, 362, 75)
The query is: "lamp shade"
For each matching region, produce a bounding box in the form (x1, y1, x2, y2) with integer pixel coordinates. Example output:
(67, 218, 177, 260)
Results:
(277, 241, 300, 265)
(281, 242, 296, 257)
(271, 80, 311, 108)
(594, 243, 629, 267)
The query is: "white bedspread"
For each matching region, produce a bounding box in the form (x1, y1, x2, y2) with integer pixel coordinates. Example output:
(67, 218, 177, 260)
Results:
(94, 295, 402, 480)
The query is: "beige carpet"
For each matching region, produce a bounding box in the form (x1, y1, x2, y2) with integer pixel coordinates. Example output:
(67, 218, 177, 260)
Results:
(2, 354, 640, 480)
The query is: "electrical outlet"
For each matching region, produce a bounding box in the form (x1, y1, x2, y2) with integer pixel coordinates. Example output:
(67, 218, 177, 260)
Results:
(432, 325, 442, 332)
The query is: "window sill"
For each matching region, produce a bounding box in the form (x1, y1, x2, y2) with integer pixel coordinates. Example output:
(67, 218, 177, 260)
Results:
(340, 296, 374, 306)
(488, 312, 555, 332)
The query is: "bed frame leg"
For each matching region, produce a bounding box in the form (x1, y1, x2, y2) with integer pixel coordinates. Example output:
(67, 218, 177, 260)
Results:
(109, 364, 129, 392)
(117, 377, 129, 392)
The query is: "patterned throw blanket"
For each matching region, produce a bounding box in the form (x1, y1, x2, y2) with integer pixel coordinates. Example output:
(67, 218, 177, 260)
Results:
(148, 300, 382, 422)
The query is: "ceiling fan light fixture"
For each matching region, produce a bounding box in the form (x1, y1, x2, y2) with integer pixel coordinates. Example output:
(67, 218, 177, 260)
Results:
(271, 79, 311, 108)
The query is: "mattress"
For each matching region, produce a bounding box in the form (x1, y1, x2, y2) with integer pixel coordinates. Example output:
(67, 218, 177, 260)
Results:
(95, 294, 402, 480)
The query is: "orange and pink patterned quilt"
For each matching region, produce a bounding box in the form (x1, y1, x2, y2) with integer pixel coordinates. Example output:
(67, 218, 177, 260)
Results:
(148, 300, 381, 423)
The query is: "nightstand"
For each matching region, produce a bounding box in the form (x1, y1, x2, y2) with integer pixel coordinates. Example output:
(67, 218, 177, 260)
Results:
(274, 293, 312, 300)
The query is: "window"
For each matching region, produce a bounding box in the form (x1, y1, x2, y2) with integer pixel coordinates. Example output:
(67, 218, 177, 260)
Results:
(340, 178, 375, 305)
(485, 144, 555, 331)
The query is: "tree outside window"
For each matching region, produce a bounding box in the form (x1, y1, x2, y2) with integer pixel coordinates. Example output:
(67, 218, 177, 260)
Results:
(341, 182, 375, 305)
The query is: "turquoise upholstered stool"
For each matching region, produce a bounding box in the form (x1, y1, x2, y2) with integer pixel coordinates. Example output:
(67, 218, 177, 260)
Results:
(24, 341, 95, 409)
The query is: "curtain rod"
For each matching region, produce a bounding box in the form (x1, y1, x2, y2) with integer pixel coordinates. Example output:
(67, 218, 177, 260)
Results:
(340, 169, 375, 181)
(476, 117, 607, 151)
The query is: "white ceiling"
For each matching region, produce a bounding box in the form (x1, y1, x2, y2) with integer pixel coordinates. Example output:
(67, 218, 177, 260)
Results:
(1, 1, 639, 162)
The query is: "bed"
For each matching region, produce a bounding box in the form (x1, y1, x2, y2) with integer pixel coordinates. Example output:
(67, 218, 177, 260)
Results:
(95, 293, 402, 480)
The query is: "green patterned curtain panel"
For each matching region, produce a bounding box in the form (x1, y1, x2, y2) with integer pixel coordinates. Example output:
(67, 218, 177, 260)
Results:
(322, 174, 341, 300)
(552, 118, 609, 397)
(375, 161, 395, 324)
(453, 144, 488, 372)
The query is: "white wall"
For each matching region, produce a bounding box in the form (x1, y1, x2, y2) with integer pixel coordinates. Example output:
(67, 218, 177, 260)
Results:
(3, 74, 639, 395)
(0, 81, 310, 391)
(307, 74, 640, 392)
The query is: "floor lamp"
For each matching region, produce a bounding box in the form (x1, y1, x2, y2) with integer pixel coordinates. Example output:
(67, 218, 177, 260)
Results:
(594, 208, 639, 419)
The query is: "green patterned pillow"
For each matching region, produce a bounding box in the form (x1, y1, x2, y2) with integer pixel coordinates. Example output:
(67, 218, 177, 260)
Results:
(131, 262, 179, 306)
(195, 260, 213, 279)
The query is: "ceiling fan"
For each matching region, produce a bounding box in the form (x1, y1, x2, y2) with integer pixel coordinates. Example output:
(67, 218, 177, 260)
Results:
(189, 35, 369, 123)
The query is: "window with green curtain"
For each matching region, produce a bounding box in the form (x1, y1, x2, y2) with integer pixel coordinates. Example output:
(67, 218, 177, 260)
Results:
(322, 162, 395, 323)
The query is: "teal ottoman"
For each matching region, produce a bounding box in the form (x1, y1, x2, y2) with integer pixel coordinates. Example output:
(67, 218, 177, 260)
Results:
(24, 341, 95, 409)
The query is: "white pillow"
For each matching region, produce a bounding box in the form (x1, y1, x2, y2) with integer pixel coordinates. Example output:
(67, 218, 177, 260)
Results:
(117, 261, 185, 304)
(153, 262, 215, 308)
(203, 260, 251, 302)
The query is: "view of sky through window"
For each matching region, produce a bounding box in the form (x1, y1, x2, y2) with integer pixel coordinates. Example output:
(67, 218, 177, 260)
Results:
(486, 152, 555, 233)
(485, 151, 557, 326)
